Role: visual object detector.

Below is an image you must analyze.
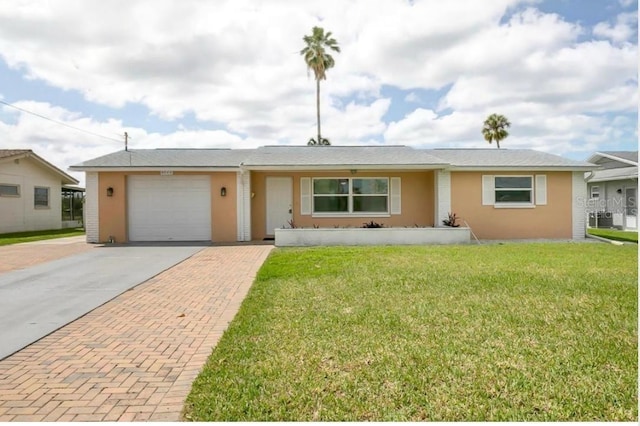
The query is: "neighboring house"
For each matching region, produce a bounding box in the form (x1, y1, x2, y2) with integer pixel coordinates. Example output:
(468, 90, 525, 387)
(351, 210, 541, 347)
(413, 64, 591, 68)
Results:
(70, 146, 596, 244)
(585, 151, 638, 231)
(0, 149, 80, 234)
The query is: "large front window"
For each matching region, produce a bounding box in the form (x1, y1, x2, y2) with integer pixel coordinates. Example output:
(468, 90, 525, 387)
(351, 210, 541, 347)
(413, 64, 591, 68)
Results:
(495, 176, 532, 204)
(313, 178, 389, 214)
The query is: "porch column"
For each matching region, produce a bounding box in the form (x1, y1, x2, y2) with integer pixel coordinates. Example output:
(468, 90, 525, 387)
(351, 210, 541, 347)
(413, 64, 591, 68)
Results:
(85, 172, 99, 243)
(434, 169, 451, 227)
(572, 171, 587, 239)
(236, 170, 252, 241)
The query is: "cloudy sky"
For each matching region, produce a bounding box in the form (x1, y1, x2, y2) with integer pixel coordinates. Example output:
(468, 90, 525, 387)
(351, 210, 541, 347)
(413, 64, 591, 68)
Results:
(0, 0, 637, 185)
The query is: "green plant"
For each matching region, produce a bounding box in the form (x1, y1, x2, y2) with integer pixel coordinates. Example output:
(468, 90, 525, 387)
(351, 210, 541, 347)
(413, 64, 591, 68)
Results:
(361, 220, 384, 228)
(443, 212, 460, 227)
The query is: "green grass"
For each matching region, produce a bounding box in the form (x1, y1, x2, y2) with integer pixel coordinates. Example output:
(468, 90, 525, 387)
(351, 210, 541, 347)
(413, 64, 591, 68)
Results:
(588, 228, 638, 243)
(0, 228, 85, 246)
(185, 244, 638, 421)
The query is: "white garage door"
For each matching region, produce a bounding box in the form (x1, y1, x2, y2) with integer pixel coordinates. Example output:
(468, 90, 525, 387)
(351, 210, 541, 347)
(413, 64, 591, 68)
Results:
(128, 175, 211, 242)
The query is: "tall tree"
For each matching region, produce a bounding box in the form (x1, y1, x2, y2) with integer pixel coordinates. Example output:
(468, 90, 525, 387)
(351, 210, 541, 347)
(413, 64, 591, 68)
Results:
(482, 113, 511, 149)
(301, 26, 340, 146)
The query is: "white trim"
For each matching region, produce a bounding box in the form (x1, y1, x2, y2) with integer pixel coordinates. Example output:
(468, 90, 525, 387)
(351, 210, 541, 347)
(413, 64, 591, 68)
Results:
(312, 213, 390, 218)
(494, 204, 536, 209)
(390, 177, 401, 215)
(300, 177, 311, 215)
(482, 175, 495, 206)
(236, 172, 244, 241)
(241, 171, 251, 241)
(535, 175, 547, 205)
(572, 171, 587, 239)
(589, 185, 600, 199)
(435, 170, 451, 226)
(85, 172, 99, 243)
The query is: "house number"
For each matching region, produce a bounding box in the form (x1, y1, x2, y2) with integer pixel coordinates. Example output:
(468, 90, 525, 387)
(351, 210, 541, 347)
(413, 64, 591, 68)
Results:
(160, 170, 173, 176)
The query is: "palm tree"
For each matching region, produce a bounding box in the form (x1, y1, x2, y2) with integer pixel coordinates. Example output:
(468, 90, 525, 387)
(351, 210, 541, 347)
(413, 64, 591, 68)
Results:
(301, 26, 340, 146)
(482, 113, 511, 149)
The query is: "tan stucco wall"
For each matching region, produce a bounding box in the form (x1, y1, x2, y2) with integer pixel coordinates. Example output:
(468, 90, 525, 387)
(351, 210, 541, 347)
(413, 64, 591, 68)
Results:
(210, 172, 237, 242)
(98, 173, 127, 243)
(97, 171, 238, 243)
(450, 171, 573, 239)
(250, 170, 434, 240)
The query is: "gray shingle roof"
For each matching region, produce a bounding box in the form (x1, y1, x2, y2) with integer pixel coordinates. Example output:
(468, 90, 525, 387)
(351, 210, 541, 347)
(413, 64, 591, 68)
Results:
(70, 146, 597, 170)
(70, 149, 253, 169)
(430, 149, 595, 168)
(241, 145, 448, 167)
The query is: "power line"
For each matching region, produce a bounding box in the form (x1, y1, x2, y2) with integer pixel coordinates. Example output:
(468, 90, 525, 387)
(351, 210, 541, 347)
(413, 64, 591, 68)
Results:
(0, 100, 123, 144)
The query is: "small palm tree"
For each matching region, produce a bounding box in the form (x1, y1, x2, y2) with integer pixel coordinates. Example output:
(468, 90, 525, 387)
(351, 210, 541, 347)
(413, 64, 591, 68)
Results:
(482, 113, 511, 149)
(301, 26, 340, 146)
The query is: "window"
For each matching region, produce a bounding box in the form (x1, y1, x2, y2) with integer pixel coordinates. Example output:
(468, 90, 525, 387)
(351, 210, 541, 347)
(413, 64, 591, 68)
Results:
(34, 187, 50, 208)
(494, 176, 533, 204)
(312, 178, 389, 214)
(0, 184, 20, 197)
(590, 185, 600, 199)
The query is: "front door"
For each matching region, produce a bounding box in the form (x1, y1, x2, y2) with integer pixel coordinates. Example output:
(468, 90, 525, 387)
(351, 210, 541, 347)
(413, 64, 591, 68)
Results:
(625, 187, 637, 230)
(266, 177, 293, 235)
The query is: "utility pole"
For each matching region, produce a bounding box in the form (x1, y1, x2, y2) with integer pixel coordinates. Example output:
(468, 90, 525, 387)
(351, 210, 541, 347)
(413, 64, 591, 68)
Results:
(124, 132, 129, 151)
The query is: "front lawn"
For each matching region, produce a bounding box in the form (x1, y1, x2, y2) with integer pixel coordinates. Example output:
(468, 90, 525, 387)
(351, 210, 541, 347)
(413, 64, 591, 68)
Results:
(588, 228, 638, 243)
(185, 244, 638, 421)
(0, 228, 85, 246)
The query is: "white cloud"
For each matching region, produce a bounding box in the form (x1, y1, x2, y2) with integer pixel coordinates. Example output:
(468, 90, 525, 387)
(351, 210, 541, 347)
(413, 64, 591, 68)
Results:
(593, 12, 638, 44)
(0, 0, 636, 168)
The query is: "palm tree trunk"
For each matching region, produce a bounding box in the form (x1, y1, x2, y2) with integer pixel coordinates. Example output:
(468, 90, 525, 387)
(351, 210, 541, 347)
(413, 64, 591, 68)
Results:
(316, 78, 321, 144)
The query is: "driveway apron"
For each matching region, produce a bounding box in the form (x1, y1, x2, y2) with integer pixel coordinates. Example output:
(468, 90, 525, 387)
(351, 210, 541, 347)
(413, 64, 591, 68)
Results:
(0, 244, 273, 421)
(0, 245, 205, 360)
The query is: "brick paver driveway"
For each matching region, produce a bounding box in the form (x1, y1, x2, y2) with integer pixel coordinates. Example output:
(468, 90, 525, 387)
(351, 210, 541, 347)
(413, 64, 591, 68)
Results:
(0, 236, 93, 273)
(0, 244, 273, 421)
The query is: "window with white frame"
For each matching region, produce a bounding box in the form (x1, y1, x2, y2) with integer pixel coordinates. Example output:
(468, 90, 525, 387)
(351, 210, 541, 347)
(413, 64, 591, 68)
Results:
(34, 186, 50, 208)
(0, 184, 20, 197)
(590, 185, 600, 199)
(494, 176, 533, 204)
(312, 178, 389, 214)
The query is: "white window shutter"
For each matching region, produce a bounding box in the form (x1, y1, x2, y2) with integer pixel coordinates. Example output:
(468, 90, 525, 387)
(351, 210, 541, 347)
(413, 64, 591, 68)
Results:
(390, 177, 401, 214)
(535, 175, 547, 205)
(300, 177, 311, 215)
(482, 175, 495, 206)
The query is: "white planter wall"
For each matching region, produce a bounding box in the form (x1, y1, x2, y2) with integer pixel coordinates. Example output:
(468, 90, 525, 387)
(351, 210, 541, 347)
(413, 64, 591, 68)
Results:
(275, 227, 470, 246)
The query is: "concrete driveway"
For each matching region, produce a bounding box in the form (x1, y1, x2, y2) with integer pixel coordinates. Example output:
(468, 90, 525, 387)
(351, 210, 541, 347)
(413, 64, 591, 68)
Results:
(0, 245, 206, 360)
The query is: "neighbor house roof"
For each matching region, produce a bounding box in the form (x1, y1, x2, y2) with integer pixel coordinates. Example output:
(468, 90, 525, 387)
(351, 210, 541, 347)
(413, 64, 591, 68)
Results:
(0, 149, 79, 185)
(587, 151, 638, 166)
(70, 146, 597, 171)
(587, 166, 638, 183)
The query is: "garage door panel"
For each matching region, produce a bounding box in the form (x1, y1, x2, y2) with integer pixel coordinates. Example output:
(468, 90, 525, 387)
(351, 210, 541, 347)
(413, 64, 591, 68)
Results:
(128, 175, 211, 242)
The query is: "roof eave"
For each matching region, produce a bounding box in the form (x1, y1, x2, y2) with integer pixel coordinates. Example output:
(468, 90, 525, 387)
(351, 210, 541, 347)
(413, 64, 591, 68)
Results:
(240, 164, 448, 171)
(448, 166, 597, 172)
(68, 166, 241, 172)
